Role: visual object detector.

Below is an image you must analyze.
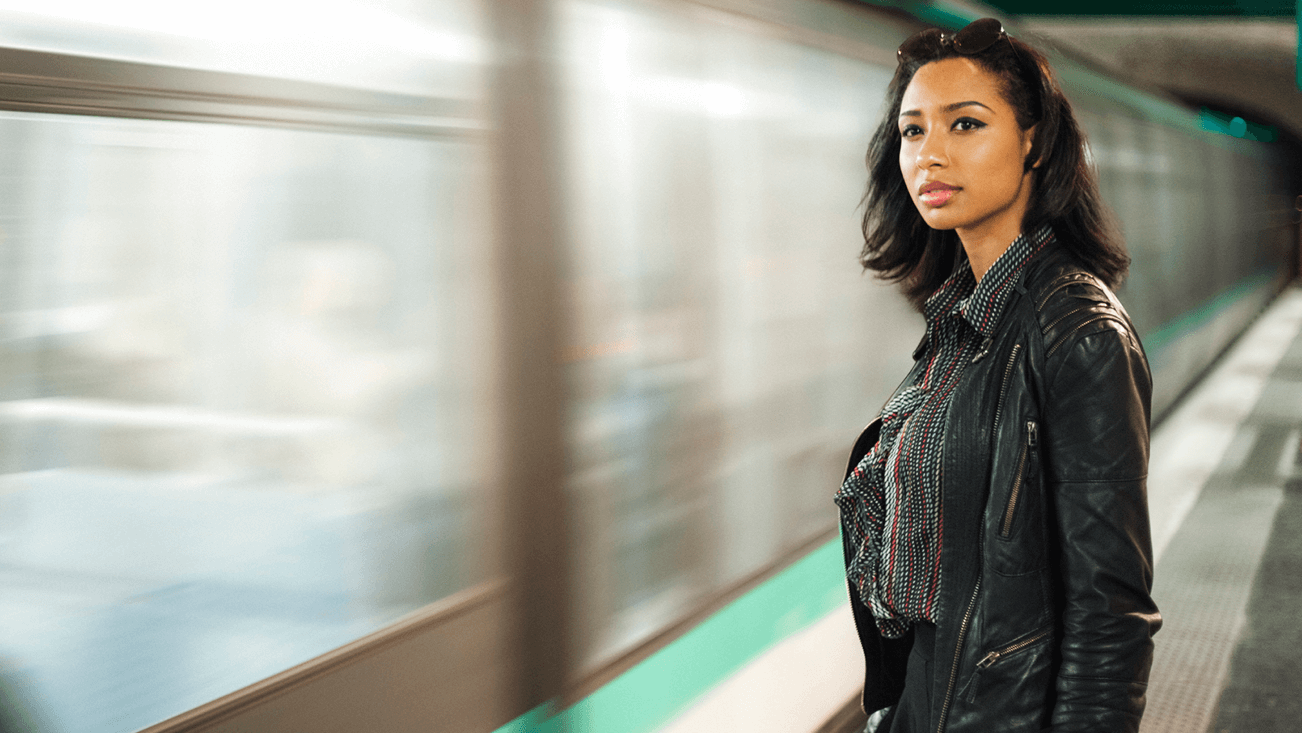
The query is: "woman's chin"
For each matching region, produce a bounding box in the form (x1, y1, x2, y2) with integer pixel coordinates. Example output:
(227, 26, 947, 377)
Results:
(919, 209, 962, 231)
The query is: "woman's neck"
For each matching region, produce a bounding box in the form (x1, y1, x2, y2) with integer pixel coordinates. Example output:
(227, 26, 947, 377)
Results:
(960, 231, 1015, 283)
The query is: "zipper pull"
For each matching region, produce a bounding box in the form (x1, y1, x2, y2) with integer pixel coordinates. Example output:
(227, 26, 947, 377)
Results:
(971, 336, 993, 364)
(1027, 420, 1038, 448)
(976, 651, 1000, 670)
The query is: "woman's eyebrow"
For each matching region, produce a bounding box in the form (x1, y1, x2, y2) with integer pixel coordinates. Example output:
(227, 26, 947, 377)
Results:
(899, 100, 994, 117)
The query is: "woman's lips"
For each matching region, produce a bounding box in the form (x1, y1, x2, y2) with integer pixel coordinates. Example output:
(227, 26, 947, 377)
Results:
(919, 186, 959, 207)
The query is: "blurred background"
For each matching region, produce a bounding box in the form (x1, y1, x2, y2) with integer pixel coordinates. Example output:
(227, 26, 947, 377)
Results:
(0, 1, 1295, 732)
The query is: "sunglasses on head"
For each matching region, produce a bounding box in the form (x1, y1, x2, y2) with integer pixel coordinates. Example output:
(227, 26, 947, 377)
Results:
(896, 17, 1008, 66)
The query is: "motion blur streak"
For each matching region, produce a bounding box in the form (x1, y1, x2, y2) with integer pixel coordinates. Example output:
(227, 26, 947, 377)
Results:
(0, 115, 495, 732)
(0, 0, 497, 726)
(557, 0, 919, 673)
(0, 1, 1296, 732)
(0, 0, 486, 94)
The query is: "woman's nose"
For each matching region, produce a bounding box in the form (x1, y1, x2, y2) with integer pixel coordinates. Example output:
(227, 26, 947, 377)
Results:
(916, 135, 947, 169)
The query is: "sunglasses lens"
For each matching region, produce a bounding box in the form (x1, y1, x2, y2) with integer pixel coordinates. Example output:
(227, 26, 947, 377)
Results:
(896, 19, 1004, 65)
(952, 18, 1004, 55)
(897, 28, 943, 63)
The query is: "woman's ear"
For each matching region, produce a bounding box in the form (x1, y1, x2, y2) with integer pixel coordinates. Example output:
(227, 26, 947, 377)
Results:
(1022, 124, 1041, 172)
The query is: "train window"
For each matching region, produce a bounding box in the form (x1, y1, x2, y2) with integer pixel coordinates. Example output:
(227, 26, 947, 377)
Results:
(557, 0, 916, 673)
(0, 111, 493, 733)
(0, 0, 485, 97)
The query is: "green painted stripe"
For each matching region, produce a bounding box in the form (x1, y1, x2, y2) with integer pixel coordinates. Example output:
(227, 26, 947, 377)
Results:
(900, 0, 974, 29)
(493, 705, 560, 733)
(1140, 271, 1278, 366)
(1198, 107, 1278, 142)
(1055, 64, 1199, 132)
(494, 538, 849, 733)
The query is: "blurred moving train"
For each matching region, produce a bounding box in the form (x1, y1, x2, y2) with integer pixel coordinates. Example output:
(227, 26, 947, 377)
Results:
(0, 0, 1294, 732)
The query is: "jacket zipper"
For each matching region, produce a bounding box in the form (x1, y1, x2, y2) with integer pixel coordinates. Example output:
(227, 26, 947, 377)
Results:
(936, 571, 981, 733)
(934, 277, 1074, 727)
(990, 343, 1021, 439)
(1046, 313, 1124, 358)
(1000, 421, 1038, 538)
(941, 425, 1043, 724)
(935, 341, 1023, 732)
(975, 627, 1053, 670)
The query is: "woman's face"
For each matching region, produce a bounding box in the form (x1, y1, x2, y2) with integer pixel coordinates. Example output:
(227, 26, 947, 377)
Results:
(898, 57, 1036, 240)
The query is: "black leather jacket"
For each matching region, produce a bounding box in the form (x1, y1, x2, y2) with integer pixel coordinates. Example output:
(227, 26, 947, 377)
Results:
(841, 243, 1162, 733)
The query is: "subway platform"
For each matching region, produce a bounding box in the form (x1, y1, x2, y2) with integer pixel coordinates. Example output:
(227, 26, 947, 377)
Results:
(1141, 284, 1302, 733)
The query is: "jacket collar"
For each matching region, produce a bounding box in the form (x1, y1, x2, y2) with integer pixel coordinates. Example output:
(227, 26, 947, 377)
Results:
(915, 226, 1055, 359)
(959, 225, 1054, 337)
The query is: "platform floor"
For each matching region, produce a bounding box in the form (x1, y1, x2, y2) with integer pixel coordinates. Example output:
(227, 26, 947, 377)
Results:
(1140, 285, 1302, 733)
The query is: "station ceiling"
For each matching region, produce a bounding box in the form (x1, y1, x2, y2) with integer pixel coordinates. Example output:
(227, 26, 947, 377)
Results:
(976, 2, 1302, 144)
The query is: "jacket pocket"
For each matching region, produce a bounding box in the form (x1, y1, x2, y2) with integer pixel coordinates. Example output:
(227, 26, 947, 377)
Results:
(999, 419, 1039, 539)
(962, 625, 1054, 705)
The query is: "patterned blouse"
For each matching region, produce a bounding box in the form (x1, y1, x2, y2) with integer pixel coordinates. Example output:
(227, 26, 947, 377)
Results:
(836, 225, 1054, 638)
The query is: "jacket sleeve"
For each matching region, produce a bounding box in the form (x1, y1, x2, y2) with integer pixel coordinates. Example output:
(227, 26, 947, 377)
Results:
(1040, 321, 1162, 733)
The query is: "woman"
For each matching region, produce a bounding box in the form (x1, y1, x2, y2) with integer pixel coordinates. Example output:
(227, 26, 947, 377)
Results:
(834, 19, 1161, 733)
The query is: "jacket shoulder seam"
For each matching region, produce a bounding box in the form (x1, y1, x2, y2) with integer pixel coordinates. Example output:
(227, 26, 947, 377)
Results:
(1046, 314, 1133, 359)
(1025, 266, 1142, 392)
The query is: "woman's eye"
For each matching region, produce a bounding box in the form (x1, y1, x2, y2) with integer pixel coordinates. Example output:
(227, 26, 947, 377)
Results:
(900, 124, 922, 139)
(954, 118, 986, 131)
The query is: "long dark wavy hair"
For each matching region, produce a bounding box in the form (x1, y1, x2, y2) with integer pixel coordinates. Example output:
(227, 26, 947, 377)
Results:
(861, 31, 1127, 310)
